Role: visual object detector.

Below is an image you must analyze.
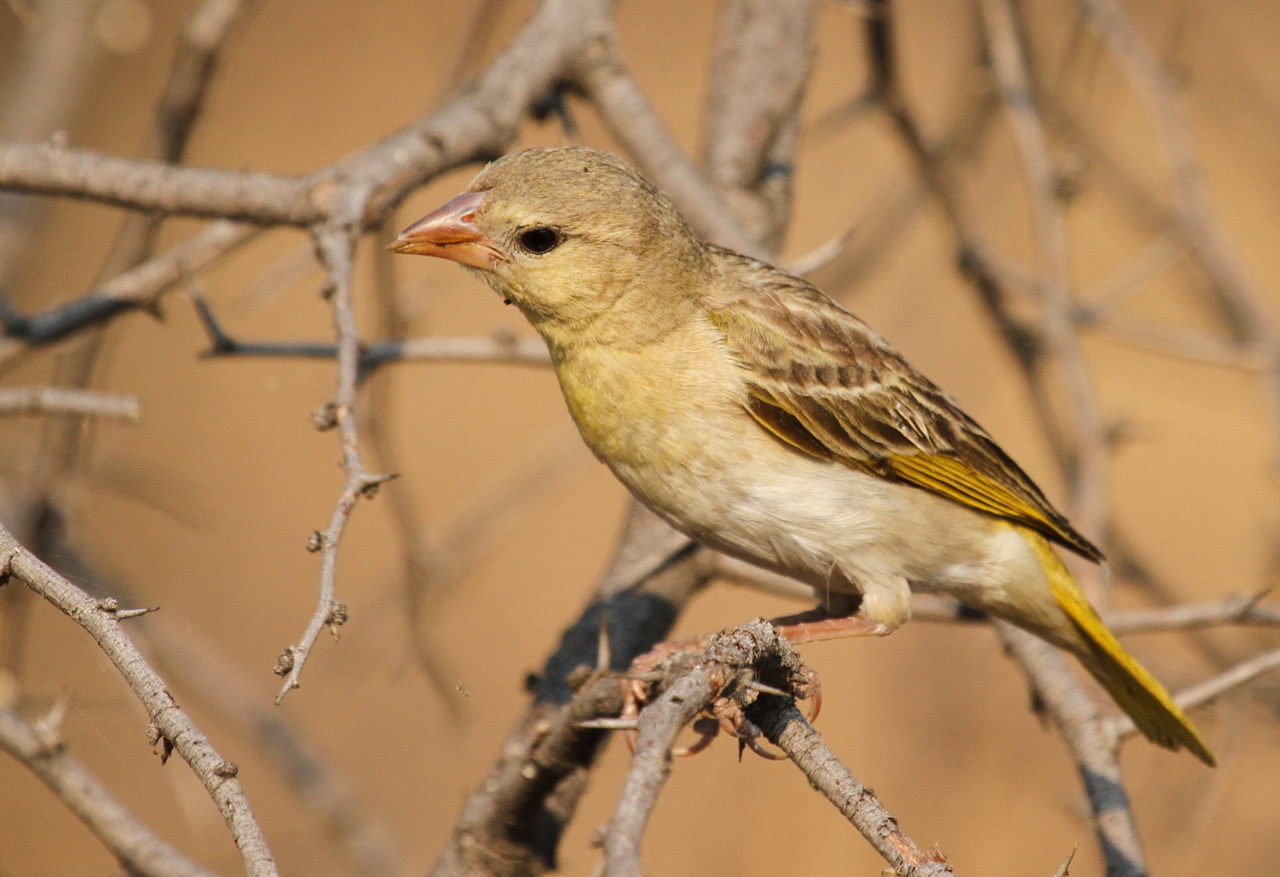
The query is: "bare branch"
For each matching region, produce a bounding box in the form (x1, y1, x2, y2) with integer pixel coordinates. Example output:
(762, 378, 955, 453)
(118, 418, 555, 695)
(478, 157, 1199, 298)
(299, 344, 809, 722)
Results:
(1106, 592, 1280, 635)
(0, 386, 139, 420)
(0, 523, 277, 876)
(0, 142, 320, 224)
(0, 704, 214, 877)
(996, 624, 1144, 877)
(274, 216, 376, 703)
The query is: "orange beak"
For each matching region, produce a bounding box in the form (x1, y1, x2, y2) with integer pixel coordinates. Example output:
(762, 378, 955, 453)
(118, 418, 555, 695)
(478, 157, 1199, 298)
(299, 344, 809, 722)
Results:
(387, 191, 500, 270)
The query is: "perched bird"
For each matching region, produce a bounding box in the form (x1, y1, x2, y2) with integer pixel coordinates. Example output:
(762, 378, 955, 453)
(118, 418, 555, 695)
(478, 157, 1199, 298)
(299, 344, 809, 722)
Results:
(390, 146, 1213, 765)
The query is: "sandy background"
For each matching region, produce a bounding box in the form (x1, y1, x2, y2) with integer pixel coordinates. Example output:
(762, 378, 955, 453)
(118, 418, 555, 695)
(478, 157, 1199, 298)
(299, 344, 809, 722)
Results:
(1, 1, 1278, 875)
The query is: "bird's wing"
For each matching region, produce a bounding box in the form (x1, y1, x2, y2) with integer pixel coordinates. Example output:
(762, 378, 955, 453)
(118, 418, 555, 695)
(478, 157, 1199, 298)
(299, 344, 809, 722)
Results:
(706, 252, 1102, 562)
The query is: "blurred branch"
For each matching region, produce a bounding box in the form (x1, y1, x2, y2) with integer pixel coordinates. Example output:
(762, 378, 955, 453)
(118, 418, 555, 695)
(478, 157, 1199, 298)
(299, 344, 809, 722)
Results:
(1107, 592, 1280, 635)
(996, 624, 1146, 877)
(978, 0, 1108, 547)
(0, 0, 98, 288)
(0, 522, 278, 876)
(0, 386, 139, 420)
(702, 0, 817, 248)
(0, 702, 214, 877)
(96, 0, 260, 280)
(0, 220, 258, 366)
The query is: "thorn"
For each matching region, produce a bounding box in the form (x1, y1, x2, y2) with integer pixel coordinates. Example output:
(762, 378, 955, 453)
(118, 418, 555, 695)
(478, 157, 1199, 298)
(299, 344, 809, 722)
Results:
(115, 605, 161, 620)
(743, 679, 790, 698)
(358, 472, 398, 498)
(575, 717, 639, 730)
(32, 699, 68, 756)
(596, 606, 611, 671)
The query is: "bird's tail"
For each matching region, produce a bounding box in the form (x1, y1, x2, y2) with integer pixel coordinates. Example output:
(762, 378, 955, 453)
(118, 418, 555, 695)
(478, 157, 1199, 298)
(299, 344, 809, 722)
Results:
(1025, 532, 1216, 766)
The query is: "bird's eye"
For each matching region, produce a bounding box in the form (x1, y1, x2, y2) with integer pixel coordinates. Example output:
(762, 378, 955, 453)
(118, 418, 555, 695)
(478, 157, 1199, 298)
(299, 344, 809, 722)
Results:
(517, 227, 562, 255)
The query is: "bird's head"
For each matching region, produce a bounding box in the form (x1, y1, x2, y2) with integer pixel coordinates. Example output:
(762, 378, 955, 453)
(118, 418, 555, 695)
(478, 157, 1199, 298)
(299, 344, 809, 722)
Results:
(389, 147, 707, 347)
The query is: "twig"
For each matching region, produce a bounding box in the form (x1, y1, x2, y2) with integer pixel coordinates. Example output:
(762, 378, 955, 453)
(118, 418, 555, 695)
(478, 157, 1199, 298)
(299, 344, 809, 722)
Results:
(0, 386, 140, 420)
(0, 220, 258, 365)
(602, 620, 953, 877)
(274, 215, 383, 703)
(193, 294, 550, 371)
(0, 704, 214, 877)
(0, 522, 277, 876)
(1106, 592, 1280, 635)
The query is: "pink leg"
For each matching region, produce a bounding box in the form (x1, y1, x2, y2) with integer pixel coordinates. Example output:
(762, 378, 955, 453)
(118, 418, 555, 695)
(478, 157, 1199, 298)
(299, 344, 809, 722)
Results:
(770, 610, 890, 645)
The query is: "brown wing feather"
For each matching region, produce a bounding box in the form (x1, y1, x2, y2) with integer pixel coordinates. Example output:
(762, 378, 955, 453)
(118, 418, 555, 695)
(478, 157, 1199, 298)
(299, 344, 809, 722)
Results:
(706, 248, 1103, 563)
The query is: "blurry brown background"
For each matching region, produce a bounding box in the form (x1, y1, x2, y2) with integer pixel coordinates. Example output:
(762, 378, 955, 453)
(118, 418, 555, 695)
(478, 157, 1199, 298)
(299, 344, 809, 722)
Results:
(1, 1, 1278, 875)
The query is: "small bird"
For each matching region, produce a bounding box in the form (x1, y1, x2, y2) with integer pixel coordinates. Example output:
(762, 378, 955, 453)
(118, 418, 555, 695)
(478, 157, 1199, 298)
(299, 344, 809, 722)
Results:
(390, 146, 1213, 765)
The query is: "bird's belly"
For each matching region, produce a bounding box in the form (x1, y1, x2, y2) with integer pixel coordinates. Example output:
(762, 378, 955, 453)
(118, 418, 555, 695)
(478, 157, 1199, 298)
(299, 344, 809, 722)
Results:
(609, 419, 1015, 605)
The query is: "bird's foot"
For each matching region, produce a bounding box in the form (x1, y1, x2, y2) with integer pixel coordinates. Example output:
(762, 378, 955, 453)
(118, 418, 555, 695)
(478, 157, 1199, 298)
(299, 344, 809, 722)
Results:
(619, 622, 819, 759)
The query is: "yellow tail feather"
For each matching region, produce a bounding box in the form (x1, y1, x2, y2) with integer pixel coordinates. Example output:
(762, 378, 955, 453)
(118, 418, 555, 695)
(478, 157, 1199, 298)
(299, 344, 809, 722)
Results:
(1025, 533, 1215, 766)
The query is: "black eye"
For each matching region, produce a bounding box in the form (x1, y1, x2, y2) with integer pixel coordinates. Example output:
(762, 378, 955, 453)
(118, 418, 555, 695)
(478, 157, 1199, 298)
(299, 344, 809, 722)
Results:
(517, 227, 562, 255)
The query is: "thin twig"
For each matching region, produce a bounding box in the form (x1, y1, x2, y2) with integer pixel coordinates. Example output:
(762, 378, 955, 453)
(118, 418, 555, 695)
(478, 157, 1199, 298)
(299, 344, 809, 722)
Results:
(193, 294, 550, 371)
(274, 214, 382, 703)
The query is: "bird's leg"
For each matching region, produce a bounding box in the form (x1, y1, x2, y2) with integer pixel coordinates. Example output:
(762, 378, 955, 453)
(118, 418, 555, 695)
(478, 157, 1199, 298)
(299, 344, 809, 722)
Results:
(771, 580, 909, 643)
(770, 611, 891, 643)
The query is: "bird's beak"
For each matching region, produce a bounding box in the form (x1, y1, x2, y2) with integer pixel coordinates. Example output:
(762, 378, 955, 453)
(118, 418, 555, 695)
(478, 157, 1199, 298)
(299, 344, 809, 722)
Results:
(387, 191, 499, 270)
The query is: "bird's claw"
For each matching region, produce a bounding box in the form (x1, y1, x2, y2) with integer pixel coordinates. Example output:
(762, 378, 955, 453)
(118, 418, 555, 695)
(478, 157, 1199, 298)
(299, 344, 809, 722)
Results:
(618, 632, 820, 760)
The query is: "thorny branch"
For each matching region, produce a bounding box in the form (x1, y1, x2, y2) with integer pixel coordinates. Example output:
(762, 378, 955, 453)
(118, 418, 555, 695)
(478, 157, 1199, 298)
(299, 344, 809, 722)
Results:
(0, 523, 277, 877)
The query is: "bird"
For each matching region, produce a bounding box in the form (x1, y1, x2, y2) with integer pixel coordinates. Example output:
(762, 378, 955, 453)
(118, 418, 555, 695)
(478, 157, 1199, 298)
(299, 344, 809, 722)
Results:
(389, 145, 1213, 765)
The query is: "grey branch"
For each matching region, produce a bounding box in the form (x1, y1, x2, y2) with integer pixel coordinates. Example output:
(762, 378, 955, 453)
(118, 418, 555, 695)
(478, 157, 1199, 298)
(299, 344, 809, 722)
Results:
(0, 704, 214, 877)
(0, 522, 277, 877)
